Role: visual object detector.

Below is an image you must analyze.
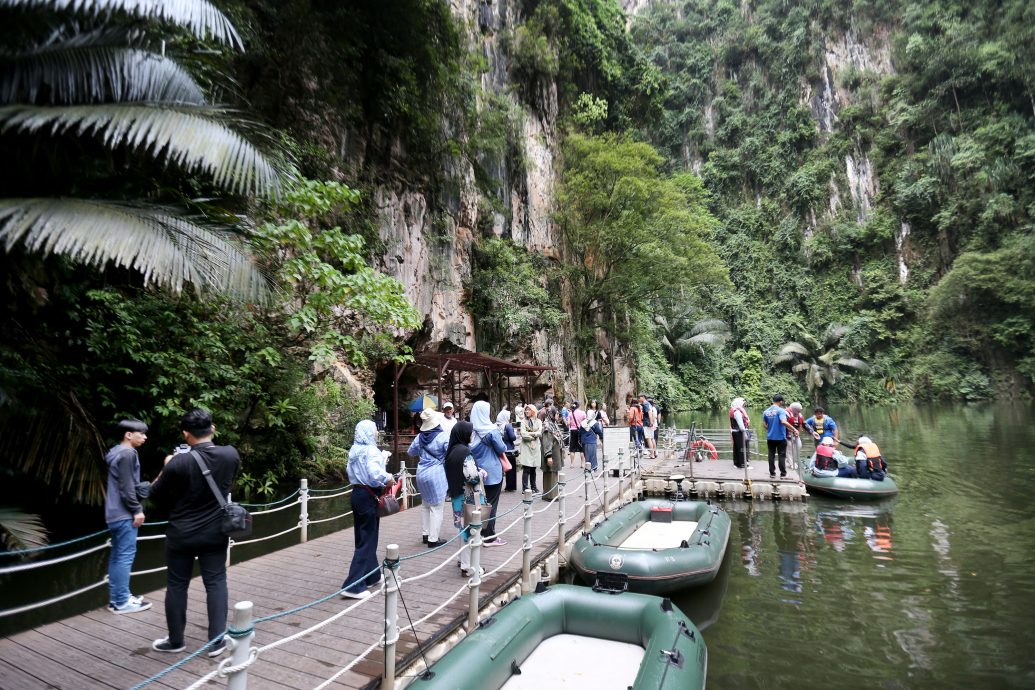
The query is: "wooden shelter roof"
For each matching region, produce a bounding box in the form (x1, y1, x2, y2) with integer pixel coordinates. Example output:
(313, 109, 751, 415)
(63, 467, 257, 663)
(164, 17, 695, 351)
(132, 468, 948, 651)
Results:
(413, 350, 554, 376)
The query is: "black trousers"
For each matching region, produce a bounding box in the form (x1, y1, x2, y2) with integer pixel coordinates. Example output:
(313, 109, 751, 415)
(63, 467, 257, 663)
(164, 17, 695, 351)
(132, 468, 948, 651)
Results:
(342, 486, 382, 594)
(482, 481, 503, 540)
(165, 540, 228, 646)
(504, 455, 518, 491)
(732, 430, 748, 468)
(521, 466, 538, 492)
(767, 439, 788, 476)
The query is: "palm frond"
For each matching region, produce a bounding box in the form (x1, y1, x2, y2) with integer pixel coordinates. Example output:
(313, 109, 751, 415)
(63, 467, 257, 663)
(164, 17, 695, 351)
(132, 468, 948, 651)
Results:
(0, 198, 272, 300)
(836, 357, 869, 371)
(0, 508, 49, 550)
(0, 104, 279, 196)
(1, 0, 243, 48)
(791, 362, 811, 374)
(682, 332, 726, 347)
(810, 364, 824, 390)
(1, 45, 206, 105)
(777, 341, 810, 357)
(822, 323, 850, 348)
(689, 318, 729, 336)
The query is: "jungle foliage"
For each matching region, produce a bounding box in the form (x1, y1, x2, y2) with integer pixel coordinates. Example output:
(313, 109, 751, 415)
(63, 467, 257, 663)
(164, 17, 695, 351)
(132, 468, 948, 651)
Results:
(627, 0, 1035, 404)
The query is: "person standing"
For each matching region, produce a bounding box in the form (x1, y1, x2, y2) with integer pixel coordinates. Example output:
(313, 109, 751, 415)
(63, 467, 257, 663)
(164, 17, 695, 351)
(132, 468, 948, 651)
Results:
(580, 403, 604, 471)
(443, 421, 481, 576)
(104, 419, 152, 615)
(149, 408, 241, 655)
(518, 404, 543, 492)
(538, 400, 562, 500)
(340, 419, 396, 599)
(568, 401, 585, 467)
(497, 409, 518, 491)
(638, 395, 657, 459)
(408, 408, 449, 547)
(440, 401, 458, 433)
(729, 397, 750, 469)
(627, 398, 644, 452)
(470, 400, 508, 546)
(804, 407, 839, 446)
(762, 395, 798, 479)
(786, 402, 806, 467)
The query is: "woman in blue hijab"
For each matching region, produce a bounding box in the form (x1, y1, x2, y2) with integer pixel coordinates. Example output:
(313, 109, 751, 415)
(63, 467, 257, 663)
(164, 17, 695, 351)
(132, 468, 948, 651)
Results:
(341, 420, 395, 599)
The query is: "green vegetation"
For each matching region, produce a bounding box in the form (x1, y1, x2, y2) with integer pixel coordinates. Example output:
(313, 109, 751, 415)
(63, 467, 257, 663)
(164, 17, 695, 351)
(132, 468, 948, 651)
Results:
(629, 0, 1035, 403)
(774, 324, 869, 405)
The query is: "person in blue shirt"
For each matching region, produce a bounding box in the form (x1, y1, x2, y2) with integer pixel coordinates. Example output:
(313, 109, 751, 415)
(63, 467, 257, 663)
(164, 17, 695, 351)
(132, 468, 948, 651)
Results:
(762, 395, 799, 479)
(408, 409, 449, 547)
(469, 400, 509, 546)
(804, 406, 839, 447)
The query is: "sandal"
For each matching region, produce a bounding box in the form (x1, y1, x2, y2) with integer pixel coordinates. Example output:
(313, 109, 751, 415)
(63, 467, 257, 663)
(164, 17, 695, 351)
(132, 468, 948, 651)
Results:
(483, 538, 507, 547)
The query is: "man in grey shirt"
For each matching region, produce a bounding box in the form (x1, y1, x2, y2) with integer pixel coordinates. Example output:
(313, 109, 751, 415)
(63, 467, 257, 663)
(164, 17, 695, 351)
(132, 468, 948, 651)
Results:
(104, 419, 151, 614)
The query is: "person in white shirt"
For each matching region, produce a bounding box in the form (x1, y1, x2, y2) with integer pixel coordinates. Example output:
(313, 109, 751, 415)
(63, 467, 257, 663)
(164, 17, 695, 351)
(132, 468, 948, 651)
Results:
(440, 401, 457, 433)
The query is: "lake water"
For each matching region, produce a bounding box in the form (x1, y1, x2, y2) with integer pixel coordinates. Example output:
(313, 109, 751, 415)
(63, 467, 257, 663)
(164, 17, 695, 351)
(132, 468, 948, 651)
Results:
(669, 403, 1035, 689)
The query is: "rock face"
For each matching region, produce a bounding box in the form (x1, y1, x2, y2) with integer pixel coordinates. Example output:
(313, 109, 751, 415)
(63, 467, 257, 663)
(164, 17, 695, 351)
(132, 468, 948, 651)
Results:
(369, 0, 633, 406)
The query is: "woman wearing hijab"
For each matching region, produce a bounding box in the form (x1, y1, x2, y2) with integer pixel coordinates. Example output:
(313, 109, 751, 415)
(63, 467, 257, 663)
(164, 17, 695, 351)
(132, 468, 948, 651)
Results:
(517, 404, 543, 492)
(729, 396, 750, 469)
(497, 409, 518, 492)
(444, 422, 484, 576)
(341, 420, 396, 599)
(408, 408, 449, 547)
(470, 400, 509, 546)
(580, 401, 604, 471)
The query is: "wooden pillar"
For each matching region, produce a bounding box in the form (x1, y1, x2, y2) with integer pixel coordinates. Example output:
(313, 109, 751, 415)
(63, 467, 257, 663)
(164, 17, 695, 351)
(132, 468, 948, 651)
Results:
(393, 362, 407, 471)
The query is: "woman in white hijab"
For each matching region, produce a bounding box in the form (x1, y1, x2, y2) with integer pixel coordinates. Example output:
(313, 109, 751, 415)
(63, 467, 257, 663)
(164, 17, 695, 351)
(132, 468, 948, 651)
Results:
(469, 400, 509, 545)
(729, 396, 750, 469)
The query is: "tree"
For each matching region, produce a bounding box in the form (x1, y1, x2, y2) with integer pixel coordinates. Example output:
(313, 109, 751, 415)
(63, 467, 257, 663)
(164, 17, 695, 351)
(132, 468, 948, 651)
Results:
(0, 0, 283, 298)
(654, 305, 730, 367)
(774, 324, 869, 404)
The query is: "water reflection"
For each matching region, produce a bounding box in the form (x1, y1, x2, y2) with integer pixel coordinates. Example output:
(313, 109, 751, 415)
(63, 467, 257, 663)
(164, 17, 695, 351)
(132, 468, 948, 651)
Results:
(813, 499, 895, 563)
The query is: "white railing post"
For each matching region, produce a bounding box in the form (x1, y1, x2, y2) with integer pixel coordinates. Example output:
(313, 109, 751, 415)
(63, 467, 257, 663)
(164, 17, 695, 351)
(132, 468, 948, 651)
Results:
(521, 490, 533, 594)
(583, 464, 592, 533)
(226, 600, 254, 690)
(383, 543, 401, 689)
(467, 510, 483, 631)
(299, 479, 309, 544)
(601, 454, 609, 515)
(556, 472, 566, 561)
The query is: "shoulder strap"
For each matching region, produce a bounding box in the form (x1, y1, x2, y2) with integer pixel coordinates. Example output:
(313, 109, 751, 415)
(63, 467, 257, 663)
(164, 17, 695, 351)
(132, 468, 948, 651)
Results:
(190, 450, 227, 508)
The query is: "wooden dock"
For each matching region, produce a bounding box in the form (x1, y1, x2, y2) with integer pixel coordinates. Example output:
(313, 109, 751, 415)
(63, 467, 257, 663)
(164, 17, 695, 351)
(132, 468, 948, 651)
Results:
(0, 468, 617, 690)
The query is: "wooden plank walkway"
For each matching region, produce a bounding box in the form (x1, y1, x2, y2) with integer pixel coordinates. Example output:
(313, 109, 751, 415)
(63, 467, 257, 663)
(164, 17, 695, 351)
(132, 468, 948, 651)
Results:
(0, 469, 614, 690)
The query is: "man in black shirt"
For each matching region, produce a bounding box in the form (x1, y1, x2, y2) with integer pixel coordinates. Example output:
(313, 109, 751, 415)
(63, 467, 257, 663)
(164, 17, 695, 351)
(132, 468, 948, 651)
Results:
(148, 408, 241, 657)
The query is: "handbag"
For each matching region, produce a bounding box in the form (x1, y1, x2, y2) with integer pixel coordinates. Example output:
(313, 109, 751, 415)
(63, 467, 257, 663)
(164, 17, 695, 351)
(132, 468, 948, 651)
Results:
(366, 482, 401, 517)
(190, 451, 252, 539)
(499, 452, 513, 473)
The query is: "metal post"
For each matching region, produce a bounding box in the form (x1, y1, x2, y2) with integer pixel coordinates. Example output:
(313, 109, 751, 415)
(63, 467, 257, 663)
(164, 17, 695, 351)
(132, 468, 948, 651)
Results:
(601, 454, 609, 515)
(299, 479, 309, 544)
(556, 472, 566, 561)
(583, 464, 591, 533)
(226, 601, 254, 690)
(383, 544, 401, 689)
(617, 448, 624, 504)
(467, 510, 483, 631)
(521, 490, 533, 594)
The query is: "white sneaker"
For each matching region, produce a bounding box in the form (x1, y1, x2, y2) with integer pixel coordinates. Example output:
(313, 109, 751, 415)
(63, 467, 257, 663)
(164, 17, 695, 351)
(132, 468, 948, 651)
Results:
(340, 589, 371, 600)
(108, 600, 152, 615)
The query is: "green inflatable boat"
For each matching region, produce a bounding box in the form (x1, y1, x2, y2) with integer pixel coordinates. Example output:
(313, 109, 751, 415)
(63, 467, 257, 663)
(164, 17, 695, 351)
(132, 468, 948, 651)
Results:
(800, 454, 899, 500)
(569, 499, 731, 595)
(410, 584, 706, 690)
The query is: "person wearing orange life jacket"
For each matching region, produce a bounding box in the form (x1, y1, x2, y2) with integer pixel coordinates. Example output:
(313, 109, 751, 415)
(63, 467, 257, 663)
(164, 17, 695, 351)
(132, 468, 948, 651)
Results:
(809, 437, 840, 477)
(854, 436, 887, 480)
(729, 397, 750, 469)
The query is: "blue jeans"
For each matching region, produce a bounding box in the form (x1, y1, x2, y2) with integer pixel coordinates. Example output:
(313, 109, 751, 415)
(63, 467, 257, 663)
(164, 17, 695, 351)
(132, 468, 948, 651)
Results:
(107, 518, 138, 607)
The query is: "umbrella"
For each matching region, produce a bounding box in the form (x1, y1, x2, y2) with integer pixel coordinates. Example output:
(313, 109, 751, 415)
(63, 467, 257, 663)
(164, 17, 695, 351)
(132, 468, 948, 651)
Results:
(408, 394, 439, 412)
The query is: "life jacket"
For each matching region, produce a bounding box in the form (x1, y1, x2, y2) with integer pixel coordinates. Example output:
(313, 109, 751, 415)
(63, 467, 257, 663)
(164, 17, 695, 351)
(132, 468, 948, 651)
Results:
(729, 405, 750, 430)
(814, 444, 838, 470)
(856, 442, 886, 478)
(787, 412, 805, 430)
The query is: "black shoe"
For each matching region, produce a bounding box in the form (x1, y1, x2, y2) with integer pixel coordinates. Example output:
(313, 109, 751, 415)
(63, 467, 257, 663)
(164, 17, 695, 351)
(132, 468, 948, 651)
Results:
(207, 639, 227, 658)
(780, 473, 787, 479)
(770, 473, 777, 479)
(422, 535, 429, 544)
(152, 638, 186, 653)
(427, 540, 445, 548)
